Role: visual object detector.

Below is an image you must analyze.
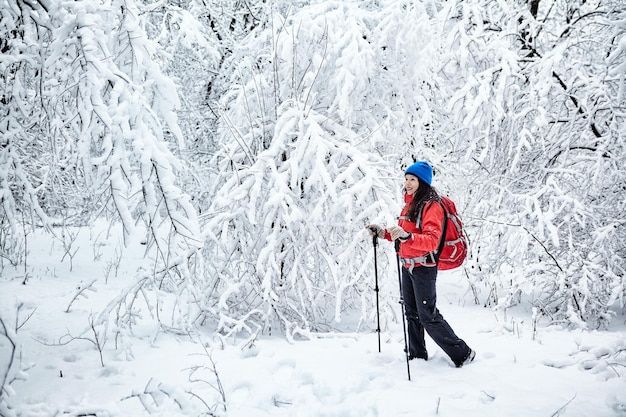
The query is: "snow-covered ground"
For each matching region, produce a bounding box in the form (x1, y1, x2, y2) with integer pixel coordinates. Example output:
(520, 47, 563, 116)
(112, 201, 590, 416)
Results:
(1, 225, 625, 417)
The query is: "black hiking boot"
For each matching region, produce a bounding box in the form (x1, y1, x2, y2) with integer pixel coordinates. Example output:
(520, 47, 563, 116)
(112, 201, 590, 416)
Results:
(455, 349, 476, 368)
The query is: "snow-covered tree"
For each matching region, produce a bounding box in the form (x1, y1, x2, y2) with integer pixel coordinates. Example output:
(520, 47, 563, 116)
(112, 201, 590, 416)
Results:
(137, 0, 261, 170)
(441, 0, 626, 327)
(3, 0, 624, 347)
(198, 2, 421, 343)
(0, 0, 201, 272)
(196, 0, 626, 340)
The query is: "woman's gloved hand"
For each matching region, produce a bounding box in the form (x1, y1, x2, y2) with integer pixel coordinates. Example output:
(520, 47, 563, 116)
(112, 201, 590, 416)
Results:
(388, 225, 411, 241)
(365, 224, 385, 238)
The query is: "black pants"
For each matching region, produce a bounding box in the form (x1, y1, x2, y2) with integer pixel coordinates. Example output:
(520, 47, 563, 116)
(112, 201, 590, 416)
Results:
(401, 265, 471, 366)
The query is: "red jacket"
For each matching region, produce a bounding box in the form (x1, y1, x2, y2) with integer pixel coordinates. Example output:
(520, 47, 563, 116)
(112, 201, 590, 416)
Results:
(385, 193, 444, 266)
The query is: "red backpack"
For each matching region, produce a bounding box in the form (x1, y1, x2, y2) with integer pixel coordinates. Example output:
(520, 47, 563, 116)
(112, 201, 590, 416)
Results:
(420, 196, 468, 270)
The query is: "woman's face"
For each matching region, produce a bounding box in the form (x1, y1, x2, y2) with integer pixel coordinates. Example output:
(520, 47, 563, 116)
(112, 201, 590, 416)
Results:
(404, 174, 420, 195)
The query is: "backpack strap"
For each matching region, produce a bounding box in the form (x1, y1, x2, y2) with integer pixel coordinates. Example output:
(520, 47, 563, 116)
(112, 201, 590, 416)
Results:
(417, 198, 447, 264)
(399, 255, 437, 272)
(432, 200, 448, 264)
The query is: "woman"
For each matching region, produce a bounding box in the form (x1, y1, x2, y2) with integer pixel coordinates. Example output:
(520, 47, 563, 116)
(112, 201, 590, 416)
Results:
(367, 161, 475, 368)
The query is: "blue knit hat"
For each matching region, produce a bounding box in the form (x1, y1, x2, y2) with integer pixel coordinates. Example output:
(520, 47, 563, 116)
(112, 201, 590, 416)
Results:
(405, 161, 433, 185)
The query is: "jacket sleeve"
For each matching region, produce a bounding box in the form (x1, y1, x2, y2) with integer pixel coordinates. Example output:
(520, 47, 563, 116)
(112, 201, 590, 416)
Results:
(407, 201, 444, 252)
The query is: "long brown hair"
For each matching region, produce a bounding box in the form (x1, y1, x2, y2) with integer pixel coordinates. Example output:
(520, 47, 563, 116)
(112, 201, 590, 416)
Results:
(406, 178, 439, 223)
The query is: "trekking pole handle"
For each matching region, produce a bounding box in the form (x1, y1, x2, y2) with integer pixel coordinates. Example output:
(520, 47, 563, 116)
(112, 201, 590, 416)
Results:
(369, 226, 379, 246)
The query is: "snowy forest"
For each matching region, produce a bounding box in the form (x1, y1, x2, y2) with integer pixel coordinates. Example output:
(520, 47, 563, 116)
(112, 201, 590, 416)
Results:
(1, 0, 626, 413)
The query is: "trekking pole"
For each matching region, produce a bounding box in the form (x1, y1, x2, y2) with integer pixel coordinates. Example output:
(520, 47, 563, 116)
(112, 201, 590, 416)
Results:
(372, 232, 381, 353)
(395, 239, 411, 381)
